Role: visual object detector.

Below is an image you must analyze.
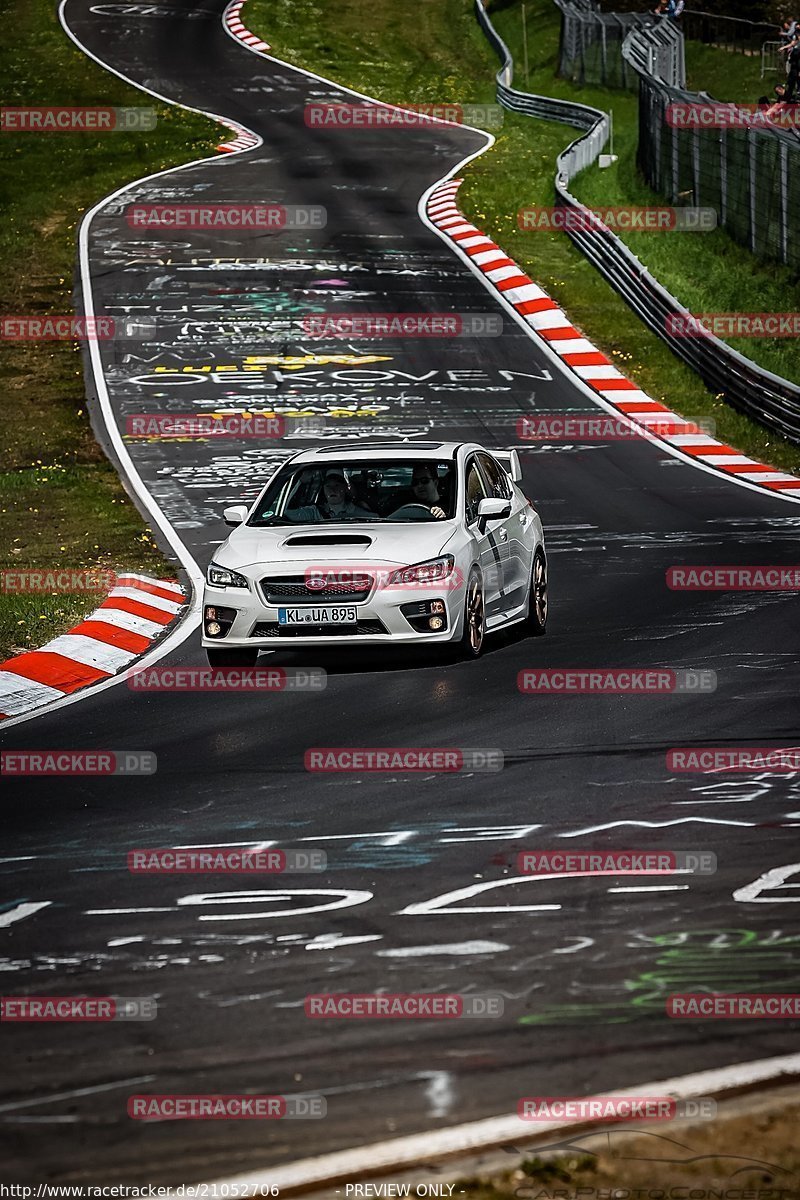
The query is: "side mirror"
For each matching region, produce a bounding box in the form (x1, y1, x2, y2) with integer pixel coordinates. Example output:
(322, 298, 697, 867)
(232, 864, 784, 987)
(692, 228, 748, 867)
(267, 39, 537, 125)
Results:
(223, 505, 248, 526)
(507, 450, 523, 483)
(477, 497, 511, 533)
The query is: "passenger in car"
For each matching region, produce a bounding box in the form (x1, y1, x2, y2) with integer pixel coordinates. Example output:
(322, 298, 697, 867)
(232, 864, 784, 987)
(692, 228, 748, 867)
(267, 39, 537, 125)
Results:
(293, 470, 376, 522)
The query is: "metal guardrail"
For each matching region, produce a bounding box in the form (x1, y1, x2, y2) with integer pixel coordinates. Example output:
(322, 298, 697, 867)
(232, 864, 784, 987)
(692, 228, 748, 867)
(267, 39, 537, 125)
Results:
(682, 8, 778, 55)
(761, 39, 784, 78)
(475, 0, 800, 443)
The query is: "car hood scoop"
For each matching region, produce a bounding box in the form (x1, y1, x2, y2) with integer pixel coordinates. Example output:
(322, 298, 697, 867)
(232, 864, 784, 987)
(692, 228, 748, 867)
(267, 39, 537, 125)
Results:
(282, 534, 374, 548)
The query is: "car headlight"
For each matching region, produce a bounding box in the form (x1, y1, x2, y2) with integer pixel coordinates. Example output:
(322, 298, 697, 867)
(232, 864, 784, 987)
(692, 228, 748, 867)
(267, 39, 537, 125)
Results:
(206, 562, 250, 590)
(387, 555, 456, 587)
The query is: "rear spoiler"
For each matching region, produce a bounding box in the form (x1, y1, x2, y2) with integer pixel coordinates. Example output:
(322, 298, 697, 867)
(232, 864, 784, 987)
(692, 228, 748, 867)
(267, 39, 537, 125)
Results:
(493, 449, 522, 484)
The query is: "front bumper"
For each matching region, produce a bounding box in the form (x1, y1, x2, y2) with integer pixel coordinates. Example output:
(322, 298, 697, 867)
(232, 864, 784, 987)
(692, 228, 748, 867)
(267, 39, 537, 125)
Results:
(201, 580, 467, 648)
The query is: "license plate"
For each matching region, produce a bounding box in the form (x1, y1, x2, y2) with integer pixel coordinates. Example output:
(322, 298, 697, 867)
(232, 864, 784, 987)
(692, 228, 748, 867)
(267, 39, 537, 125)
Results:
(278, 606, 357, 625)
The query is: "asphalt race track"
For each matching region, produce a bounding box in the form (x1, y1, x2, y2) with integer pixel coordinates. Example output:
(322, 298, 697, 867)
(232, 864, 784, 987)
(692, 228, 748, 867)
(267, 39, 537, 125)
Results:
(3, 0, 800, 1184)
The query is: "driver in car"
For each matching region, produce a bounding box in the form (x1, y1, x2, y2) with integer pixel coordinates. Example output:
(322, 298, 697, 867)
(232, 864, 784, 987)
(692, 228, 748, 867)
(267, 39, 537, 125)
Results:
(294, 470, 375, 522)
(409, 464, 447, 520)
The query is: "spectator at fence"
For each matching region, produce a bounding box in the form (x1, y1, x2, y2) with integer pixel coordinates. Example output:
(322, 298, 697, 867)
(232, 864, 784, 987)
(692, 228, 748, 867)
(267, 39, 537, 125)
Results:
(778, 37, 800, 102)
(779, 18, 798, 43)
(668, 0, 684, 20)
(651, 0, 668, 18)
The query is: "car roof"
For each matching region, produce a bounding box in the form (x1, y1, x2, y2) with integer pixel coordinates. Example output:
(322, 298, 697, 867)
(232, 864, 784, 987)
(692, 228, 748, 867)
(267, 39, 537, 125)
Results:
(289, 441, 465, 463)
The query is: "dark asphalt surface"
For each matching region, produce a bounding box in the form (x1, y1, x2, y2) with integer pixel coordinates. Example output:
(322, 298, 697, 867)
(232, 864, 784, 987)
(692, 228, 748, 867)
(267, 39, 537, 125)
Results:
(3, 0, 800, 1185)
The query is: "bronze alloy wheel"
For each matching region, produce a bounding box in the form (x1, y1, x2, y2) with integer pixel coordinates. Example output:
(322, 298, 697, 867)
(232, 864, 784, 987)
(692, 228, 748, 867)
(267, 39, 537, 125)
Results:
(461, 569, 485, 657)
(528, 551, 548, 635)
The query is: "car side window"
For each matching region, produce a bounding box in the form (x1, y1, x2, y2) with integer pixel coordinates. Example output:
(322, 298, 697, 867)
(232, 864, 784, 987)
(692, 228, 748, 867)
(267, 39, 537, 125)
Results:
(464, 457, 488, 525)
(477, 453, 511, 500)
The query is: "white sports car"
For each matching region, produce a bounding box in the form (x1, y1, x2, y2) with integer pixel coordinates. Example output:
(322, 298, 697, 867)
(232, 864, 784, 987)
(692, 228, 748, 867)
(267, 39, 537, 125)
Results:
(202, 440, 547, 662)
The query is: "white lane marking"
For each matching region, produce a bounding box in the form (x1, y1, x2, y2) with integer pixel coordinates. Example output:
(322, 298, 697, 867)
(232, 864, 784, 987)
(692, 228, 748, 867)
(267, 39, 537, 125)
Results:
(607, 885, 690, 893)
(398, 877, 565, 916)
(43, 635, 136, 673)
(734, 863, 800, 903)
(0, 672, 64, 715)
(376, 941, 509, 957)
(558, 817, 754, 836)
(306, 934, 383, 950)
(107, 936, 145, 946)
(202, 1053, 800, 1191)
(0, 1075, 157, 1114)
(0, 902, 51, 928)
(553, 936, 594, 954)
(423, 1071, 454, 1118)
(89, 607, 165, 638)
(87, 907, 176, 914)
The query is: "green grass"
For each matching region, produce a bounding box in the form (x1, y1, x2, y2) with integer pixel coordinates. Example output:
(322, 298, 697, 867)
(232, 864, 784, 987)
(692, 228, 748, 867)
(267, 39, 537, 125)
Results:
(0, 0, 219, 660)
(247, 0, 800, 473)
(493, 0, 800, 386)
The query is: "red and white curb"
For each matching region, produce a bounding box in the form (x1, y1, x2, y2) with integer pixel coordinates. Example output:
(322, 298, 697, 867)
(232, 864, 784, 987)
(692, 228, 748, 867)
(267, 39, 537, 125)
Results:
(427, 179, 800, 497)
(217, 1, 269, 151)
(0, 575, 186, 721)
(224, 0, 270, 53)
(216, 113, 260, 154)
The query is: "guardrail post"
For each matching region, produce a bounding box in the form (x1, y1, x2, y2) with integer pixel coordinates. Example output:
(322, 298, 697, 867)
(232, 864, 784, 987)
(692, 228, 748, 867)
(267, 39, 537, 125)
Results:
(748, 129, 757, 254)
(671, 113, 679, 202)
(780, 142, 789, 265)
(692, 125, 700, 205)
(719, 128, 727, 226)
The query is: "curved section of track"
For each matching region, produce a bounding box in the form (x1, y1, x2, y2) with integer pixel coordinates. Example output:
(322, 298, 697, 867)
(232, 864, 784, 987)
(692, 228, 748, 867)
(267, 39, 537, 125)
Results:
(2, 0, 800, 1184)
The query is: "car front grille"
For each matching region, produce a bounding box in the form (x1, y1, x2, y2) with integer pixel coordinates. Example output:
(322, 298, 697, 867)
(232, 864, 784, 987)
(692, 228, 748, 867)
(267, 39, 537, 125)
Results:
(251, 620, 387, 638)
(259, 575, 373, 605)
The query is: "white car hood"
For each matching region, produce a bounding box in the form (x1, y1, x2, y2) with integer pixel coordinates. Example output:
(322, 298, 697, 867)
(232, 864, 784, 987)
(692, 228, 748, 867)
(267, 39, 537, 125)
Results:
(217, 521, 456, 572)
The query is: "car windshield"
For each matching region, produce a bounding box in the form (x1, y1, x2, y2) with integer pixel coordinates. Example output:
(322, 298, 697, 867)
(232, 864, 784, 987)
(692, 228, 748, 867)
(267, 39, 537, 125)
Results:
(249, 459, 457, 526)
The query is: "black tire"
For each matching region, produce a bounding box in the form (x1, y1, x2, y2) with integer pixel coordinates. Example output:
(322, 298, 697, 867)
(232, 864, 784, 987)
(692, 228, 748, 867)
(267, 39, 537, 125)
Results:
(527, 550, 548, 636)
(206, 647, 260, 668)
(459, 568, 485, 659)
